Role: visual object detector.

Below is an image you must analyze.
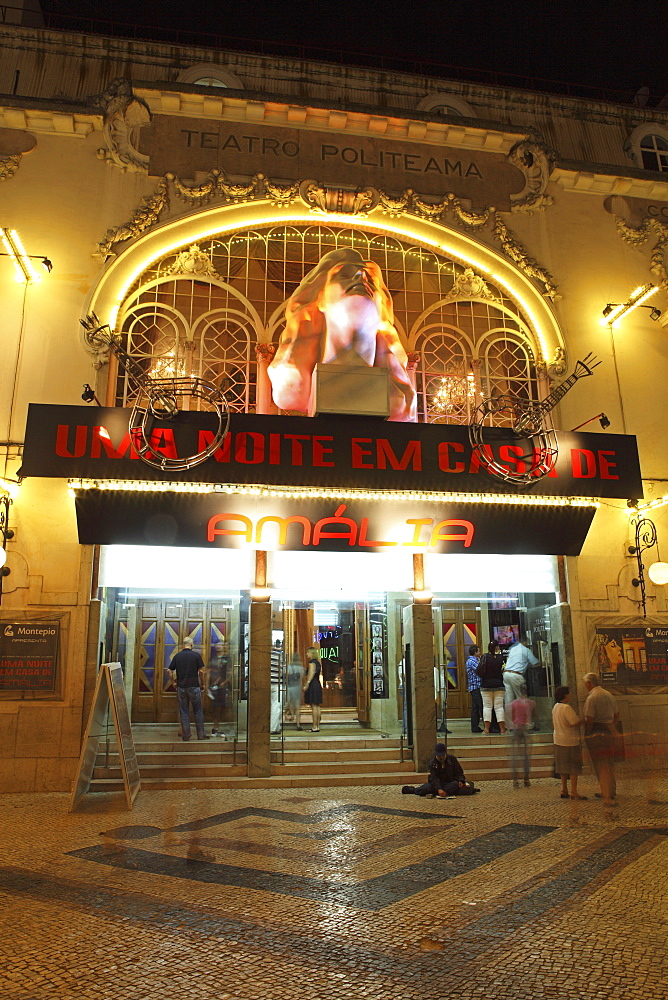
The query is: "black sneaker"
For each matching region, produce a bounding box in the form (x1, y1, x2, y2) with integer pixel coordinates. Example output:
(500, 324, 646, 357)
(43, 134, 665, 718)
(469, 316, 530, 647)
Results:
(401, 785, 415, 794)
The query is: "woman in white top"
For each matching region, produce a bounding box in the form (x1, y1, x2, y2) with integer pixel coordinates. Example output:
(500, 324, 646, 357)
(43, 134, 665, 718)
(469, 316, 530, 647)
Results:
(552, 685, 587, 800)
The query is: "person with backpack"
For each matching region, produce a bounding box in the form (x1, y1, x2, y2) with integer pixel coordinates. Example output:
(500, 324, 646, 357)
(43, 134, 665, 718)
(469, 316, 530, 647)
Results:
(476, 640, 507, 735)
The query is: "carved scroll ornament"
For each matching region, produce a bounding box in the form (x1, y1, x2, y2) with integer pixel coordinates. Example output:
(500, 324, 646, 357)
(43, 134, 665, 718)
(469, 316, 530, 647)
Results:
(492, 216, 559, 300)
(508, 140, 556, 214)
(614, 214, 668, 293)
(92, 79, 151, 174)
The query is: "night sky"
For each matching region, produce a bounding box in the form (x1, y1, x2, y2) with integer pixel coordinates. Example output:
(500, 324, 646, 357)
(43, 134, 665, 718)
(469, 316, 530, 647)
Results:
(40, 1, 667, 104)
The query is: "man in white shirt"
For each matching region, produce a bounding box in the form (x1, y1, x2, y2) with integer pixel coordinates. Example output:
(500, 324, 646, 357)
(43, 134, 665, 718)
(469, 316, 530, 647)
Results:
(583, 672, 619, 806)
(503, 636, 539, 702)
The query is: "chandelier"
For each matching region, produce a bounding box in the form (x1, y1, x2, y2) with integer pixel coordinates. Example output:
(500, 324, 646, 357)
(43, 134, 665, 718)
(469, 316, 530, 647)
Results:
(432, 371, 476, 413)
(149, 350, 186, 380)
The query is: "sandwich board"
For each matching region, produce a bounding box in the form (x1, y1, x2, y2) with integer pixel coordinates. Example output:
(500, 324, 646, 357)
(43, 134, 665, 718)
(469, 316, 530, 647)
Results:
(69, 661, 141, 811)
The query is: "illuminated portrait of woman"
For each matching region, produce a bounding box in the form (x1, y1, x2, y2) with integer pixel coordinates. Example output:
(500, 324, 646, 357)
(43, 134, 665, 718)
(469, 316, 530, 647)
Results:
(267, 248, 416, 421)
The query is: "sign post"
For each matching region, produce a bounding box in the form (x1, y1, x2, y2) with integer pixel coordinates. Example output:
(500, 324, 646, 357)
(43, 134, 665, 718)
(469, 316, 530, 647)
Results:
(70, 662, 141, 811)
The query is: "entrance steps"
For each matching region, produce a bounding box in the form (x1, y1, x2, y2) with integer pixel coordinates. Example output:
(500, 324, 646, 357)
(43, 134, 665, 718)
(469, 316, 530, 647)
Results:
(90, 725, 555, 792)
(444, 731, 556, 782)
(91, 730, 416, 791)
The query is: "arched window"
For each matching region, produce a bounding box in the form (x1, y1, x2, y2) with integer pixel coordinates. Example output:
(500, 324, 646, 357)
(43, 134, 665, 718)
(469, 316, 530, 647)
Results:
(413, 286, 539, 425)
(639, 134, 668, 172)
(115, 275, 259, 412)
(417, 93, 475, 118)
(626, 124, 668, 173)
(114, 228, 540, 423)
(176, 64, 244, 89)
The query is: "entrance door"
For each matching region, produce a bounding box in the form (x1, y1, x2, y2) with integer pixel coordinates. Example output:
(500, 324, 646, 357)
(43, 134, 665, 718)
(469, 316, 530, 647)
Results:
(435, 604, 481, 720)
(133, 599, 233, 723)
(276, 599, 374, 725)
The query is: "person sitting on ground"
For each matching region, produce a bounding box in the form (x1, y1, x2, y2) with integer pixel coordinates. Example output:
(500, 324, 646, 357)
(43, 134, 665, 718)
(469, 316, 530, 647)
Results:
(552, 685, 587, 800)
(403, 743, 478, 798)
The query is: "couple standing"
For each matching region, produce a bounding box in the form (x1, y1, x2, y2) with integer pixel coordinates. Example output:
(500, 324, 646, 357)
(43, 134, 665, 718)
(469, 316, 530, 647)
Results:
(466, 637, 538, 735)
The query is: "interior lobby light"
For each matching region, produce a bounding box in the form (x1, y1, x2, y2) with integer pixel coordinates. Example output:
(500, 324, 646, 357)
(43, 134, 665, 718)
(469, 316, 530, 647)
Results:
(250, 587, 272, 602)
(601, 283, 659, 327)
(411, 589, 433, 604)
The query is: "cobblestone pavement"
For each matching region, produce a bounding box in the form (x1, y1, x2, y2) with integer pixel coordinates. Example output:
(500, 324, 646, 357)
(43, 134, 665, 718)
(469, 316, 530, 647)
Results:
(1, 773, 666, 1000)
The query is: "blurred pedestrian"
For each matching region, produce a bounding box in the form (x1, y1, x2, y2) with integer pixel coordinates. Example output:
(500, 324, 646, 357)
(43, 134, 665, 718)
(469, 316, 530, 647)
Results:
(583, 672, 619, 806)
(508, 692, 536, 786)
(286, 653, 303, 729)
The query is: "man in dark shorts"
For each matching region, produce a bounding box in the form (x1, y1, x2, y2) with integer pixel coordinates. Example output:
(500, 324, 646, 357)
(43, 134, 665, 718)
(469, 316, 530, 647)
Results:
(169, 637, 210, 741)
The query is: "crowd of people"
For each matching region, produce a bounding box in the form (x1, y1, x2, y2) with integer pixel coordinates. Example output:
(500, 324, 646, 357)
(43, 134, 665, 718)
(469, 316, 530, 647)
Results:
(170, 633, 622, 807)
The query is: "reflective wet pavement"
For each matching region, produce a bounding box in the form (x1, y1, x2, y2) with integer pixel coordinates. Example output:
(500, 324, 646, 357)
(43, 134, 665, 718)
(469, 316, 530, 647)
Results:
(1, 774, 666, 999)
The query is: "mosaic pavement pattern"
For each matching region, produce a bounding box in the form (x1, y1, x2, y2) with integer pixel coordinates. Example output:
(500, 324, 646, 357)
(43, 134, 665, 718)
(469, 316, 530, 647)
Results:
(0, 774, 666, 1000)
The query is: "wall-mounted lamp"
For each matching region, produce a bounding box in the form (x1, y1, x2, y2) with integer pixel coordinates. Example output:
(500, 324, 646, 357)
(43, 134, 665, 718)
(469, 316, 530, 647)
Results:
(0, 492, 14, 603)
(601, 283, 660, 327)
(570, 412, 610, 432)
(628, 515, 668, 616)
(0, 228, 52, 284)
(81, 383, 102, 405)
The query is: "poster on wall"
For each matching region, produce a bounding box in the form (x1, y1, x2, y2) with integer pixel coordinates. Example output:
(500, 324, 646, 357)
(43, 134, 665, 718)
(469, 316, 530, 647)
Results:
(595, 625, 668, 685)
(370, 612, 388, 698)
(0, 621, 59, 691)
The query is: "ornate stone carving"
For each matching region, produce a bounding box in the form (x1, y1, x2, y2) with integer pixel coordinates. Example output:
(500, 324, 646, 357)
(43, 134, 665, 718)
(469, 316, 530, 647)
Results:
(300, 181, 377, 215)
(93, 167, 558, 309)
(614, 215, 668, 293)
(508, 140, 556, 214)
(167, 244, 220, 279)
(548, 347, 568, 379)
(405, 351, 420, 372)
(260, 174, 300, 206)
(255, 343, 277, 362)
(411, 193, 446, 221)
(92, 78, 151, 173)
(95, 177, 170, 259)
(444, 267, 498, 302)
(378, 188, 413, 217)
(449, 196, 491, 229)
(492, 216, 559, 300)
(0, 154, 21, 181)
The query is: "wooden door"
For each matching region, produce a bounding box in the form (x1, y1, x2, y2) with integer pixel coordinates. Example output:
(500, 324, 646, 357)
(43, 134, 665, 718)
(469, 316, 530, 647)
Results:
(133, 600, 232, 723)
(438, 605, 481, 719)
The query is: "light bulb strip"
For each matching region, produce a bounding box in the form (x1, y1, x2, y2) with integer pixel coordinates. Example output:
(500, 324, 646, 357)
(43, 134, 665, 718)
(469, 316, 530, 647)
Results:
(628, 494, 668, 515)
(1, 228, 41, 284)
(67, 477, 598, 508)
(602, 283, 659, 327)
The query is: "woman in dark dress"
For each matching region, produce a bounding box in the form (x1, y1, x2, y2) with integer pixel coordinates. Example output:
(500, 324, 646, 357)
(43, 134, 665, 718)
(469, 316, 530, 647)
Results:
(476, 640, 507, 735)
(303, 646, 323, 732)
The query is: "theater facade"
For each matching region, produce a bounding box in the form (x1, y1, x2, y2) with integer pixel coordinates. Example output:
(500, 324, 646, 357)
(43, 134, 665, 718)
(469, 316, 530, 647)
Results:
(1, 18, 667, 790)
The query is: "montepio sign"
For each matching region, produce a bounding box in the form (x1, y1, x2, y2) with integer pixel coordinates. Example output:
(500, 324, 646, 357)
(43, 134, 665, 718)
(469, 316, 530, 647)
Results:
(0, 621, 59, 691)
(140, 116, 524, 208)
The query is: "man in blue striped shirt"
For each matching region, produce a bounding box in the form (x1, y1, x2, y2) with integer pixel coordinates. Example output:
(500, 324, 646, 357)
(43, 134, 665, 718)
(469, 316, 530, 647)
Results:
(466, 645, 483, 733)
